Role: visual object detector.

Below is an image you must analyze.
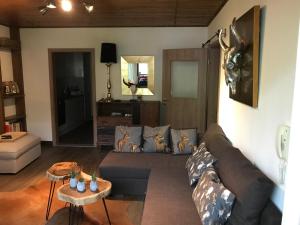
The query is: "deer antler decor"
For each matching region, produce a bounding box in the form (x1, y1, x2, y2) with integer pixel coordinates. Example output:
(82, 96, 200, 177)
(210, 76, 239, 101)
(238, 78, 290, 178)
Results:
(123, 78, 138, 98)
(219, 18, 246, 95)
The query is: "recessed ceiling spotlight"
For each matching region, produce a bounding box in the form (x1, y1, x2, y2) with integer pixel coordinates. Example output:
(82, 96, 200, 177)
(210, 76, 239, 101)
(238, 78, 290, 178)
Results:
(39, 6, 48, 15)
(39, 0, 94, 14)
(46, 0, 56, 9)
(83, 2, 94, 13)
(61, 0, 72, 12)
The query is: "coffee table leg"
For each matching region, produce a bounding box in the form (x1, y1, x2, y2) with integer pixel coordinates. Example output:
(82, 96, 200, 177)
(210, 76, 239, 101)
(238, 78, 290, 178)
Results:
(69, 204, 73, 225)
(69, 204, 84, 225)
(102, 199, 112, 225)
(46, 181, 56, 220)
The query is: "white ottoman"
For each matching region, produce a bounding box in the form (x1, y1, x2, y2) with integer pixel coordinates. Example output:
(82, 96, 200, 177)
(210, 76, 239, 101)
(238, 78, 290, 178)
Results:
(0, 134, 41, 173)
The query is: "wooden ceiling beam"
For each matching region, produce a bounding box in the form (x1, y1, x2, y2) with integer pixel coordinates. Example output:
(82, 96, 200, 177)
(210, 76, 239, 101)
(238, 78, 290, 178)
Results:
(0, 0, 228, 27)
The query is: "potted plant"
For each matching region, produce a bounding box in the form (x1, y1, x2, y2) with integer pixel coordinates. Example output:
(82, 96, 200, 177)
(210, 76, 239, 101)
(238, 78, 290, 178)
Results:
(69, 170, 78, 189)
(90, 171, 98, 192)
(77, 177, 86, 193)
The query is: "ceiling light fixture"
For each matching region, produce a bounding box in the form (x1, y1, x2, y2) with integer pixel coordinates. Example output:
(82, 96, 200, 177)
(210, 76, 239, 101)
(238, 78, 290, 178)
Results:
(61, 0, 72, 12)
(39, 6, 48, 15)
(83, 2, 94, 13)
(39, 0, 94, 15)
(46, 0, 57, 9)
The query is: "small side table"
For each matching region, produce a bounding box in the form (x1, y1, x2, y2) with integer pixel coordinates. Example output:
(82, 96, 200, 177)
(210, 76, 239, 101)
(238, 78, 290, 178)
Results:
(46, 162, 79, 220)
(57, 172, 112, 225)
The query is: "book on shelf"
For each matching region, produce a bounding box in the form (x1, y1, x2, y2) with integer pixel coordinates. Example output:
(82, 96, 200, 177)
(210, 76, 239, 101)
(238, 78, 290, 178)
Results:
(4, 121, 22, 132)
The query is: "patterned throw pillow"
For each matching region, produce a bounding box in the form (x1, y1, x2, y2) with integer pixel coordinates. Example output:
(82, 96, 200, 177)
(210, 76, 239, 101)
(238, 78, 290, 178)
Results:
(198, 167, 221, 183)
(186, 142, 207, 169)
(143, 125, 170, 152)
(114, 126, 142, 152)
(193, 141, 207, 155)
(186, 143, 217, 186)
(192, 168, 235, 225)
(171, 129, 197, 155)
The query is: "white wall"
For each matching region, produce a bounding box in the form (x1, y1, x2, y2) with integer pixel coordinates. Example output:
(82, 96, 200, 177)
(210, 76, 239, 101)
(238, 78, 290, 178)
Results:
(208, 0, 300, 210)
(20, 27, 208, 141)
(282, 18, 300, 225)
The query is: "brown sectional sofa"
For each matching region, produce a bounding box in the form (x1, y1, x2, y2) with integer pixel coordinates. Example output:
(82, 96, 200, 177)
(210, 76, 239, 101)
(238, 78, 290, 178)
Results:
(99, 124, 282, 225)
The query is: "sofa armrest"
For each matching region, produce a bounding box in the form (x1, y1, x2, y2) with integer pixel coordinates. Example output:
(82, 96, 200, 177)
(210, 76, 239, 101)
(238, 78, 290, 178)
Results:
(260, 201, 282, 225)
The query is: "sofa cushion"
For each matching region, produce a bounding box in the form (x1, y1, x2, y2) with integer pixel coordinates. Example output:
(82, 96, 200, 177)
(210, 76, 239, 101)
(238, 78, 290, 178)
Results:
(259, 201, 282, 225)
(201, 124, 233, 159)
(192, 167, 235, 225)
(143, 125, 170, 153)
(99, 151, 200, 225)
(142, 168, 201, 225)
(100, 166, 150, 179)
(186, 143, 217, 186)
(202, 123, 232, 144)
(100, 152, 189, 171)
(203, 124, 274, 225)
(171, 128, 197, 154)
(217, 148, 273, 225)
(114, 126, 142, 152)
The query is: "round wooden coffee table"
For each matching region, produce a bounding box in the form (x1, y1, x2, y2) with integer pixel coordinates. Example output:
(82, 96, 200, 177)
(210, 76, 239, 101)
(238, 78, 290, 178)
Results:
(57, 172, 112, 225)
(46, 162, 80, 220)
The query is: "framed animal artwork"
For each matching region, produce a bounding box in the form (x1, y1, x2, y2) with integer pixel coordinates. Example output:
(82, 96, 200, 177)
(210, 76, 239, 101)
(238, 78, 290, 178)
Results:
(219, 6, 260, 107)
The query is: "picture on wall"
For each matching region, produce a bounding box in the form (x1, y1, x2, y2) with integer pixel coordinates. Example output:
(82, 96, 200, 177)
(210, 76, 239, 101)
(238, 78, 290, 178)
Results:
(229, 6, 260, 107)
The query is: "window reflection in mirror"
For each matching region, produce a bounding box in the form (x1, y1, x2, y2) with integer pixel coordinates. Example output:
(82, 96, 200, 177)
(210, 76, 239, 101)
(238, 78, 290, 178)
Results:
(121, 56, 154, 96)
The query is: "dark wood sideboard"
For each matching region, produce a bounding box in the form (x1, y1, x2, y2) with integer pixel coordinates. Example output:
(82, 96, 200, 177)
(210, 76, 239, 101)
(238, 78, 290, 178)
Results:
(97, 100, 160, 147)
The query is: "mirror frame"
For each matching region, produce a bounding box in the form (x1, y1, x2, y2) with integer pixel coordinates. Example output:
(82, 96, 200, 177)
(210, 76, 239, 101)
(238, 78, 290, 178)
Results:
(121, 56, 155, 96)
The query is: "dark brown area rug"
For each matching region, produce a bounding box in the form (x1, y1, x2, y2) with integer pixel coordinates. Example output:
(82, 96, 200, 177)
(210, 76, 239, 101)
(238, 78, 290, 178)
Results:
(0, 179, 144, 225)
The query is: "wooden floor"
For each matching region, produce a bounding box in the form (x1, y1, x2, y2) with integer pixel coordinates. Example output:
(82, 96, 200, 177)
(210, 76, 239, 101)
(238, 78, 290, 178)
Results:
(0, 143, 109, 192)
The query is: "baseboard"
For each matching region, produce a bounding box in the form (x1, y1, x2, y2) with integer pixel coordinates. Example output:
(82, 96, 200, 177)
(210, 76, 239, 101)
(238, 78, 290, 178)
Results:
(41, 141, 53, 146)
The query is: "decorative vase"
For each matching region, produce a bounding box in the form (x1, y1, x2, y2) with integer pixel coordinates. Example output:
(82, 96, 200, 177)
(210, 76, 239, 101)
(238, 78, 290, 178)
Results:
(90, 180, 98, 192)
(77, 181, 86, 192)
(69, 177, 77, 189)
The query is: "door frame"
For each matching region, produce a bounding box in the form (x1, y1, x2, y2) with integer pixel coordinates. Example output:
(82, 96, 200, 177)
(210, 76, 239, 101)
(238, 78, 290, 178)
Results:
(48, 48, 97, 147)
(162, 48, 208, 134)
(205, 41, 221, 129)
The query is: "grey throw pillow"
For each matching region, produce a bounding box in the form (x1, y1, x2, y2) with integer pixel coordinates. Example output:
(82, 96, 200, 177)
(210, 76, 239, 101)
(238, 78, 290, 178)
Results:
(192, 168, 235, 225)
(186, 143, 217, 186)
(114, 126, 142, 152)
(143, 125, 170, 152)
(171, 128, 197, 154)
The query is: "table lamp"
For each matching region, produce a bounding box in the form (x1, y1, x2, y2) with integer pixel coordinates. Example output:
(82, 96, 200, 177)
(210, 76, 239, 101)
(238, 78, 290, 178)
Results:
(101, 43, 117, 102)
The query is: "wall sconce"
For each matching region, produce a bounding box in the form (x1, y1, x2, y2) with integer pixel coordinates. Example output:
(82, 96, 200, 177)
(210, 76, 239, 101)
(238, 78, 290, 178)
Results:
(101, 43, 117, 102)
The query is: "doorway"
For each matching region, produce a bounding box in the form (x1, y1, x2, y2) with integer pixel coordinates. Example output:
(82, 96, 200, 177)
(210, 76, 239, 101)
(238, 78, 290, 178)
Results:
(162, 47, 220, 134)
(49, 49, 96, 146)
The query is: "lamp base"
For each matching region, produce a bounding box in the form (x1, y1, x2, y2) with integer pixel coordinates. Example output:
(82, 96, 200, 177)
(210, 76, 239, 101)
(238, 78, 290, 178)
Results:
(103, 96, 113, 102)
(105, 64, 113, 103)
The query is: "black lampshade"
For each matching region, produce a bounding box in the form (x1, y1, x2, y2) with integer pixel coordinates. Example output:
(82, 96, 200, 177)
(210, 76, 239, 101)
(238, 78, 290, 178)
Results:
(101, 43, 117, 64)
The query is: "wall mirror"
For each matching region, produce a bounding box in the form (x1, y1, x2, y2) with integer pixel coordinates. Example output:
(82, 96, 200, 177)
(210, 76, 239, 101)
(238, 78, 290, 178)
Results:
(121, 56, 154, 96)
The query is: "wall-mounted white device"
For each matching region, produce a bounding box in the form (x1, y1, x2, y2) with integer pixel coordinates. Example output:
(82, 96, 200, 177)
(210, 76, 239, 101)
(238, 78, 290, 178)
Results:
(277, 125, 290, 184)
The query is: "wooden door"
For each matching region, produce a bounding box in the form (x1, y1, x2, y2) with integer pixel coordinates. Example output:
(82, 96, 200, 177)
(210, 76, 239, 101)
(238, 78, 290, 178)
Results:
(140, 101, 160, 127)
(162, 48, 208, 134)
(0, 62, 4, 134)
